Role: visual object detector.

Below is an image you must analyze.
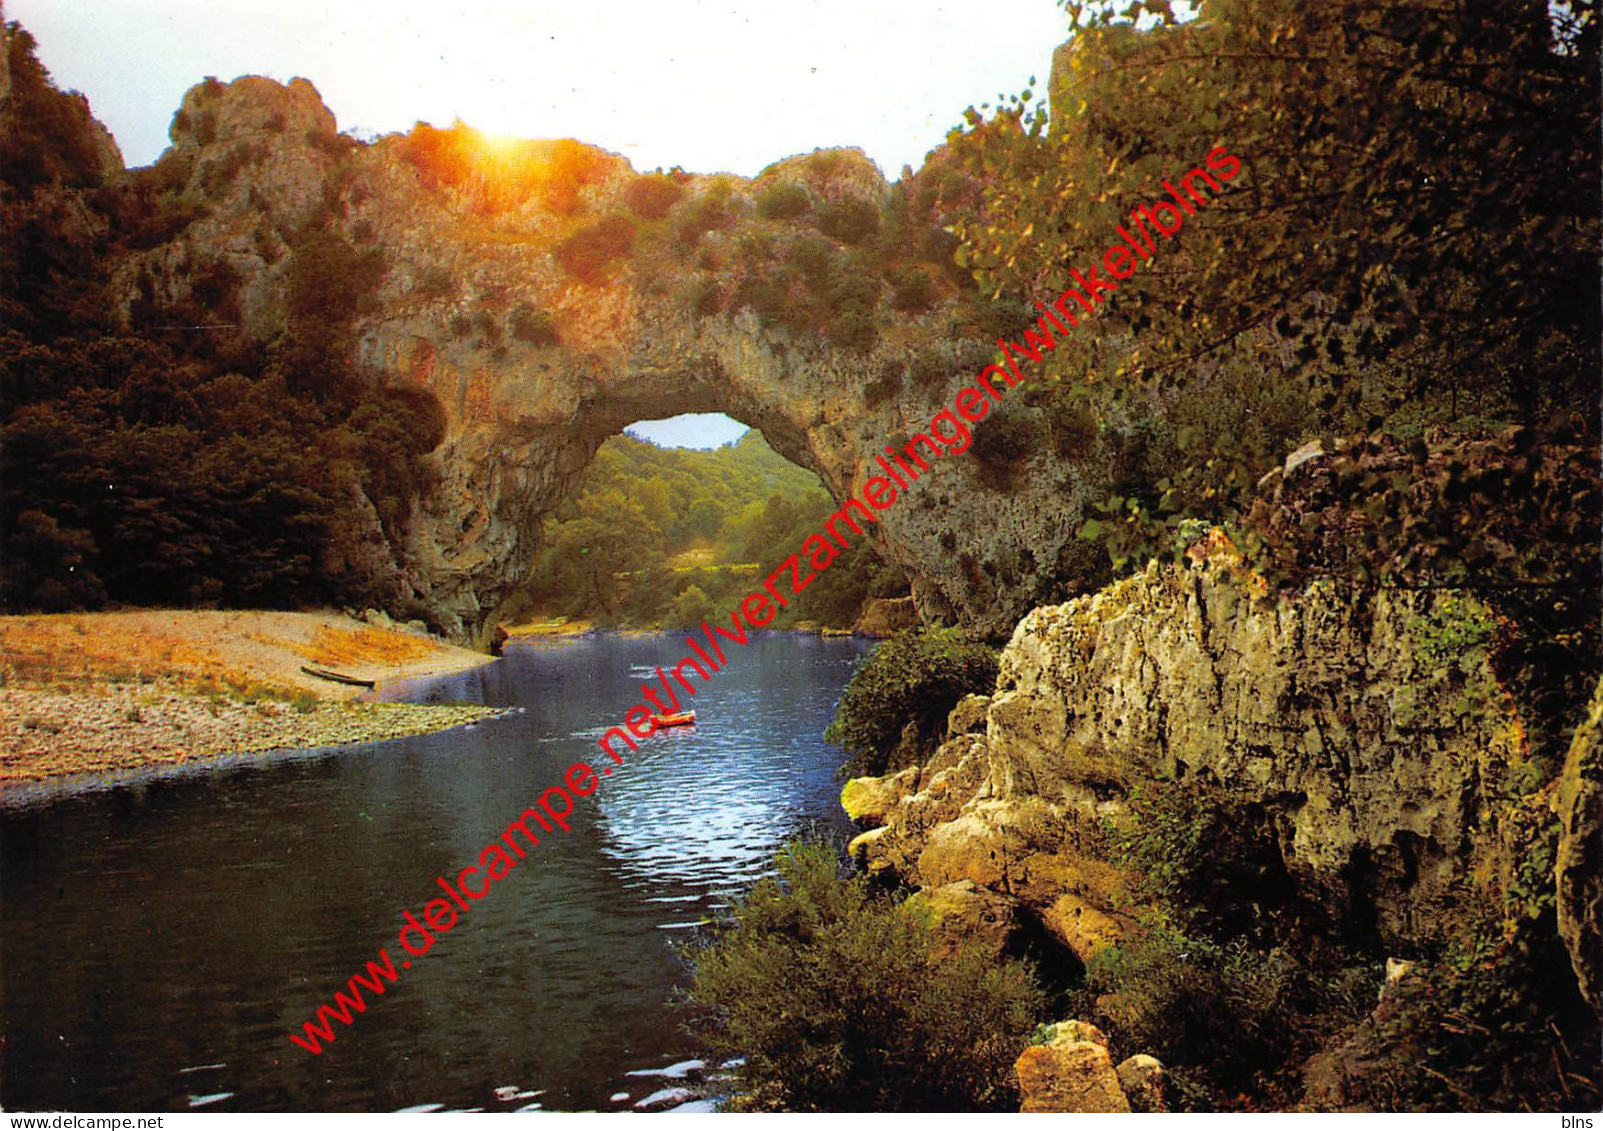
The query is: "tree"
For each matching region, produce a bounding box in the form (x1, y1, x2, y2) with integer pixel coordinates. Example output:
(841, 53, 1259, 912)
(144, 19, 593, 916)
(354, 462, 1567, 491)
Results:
(948, 0, 1599, 569)
(665, 583, 715, 628)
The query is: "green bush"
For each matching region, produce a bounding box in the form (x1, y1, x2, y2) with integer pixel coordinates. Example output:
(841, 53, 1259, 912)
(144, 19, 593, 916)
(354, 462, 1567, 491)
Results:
(1084, 926, 1371, 1110)
(865, 365, 901, 409)
(1045, 397, 1100, 460)
(889, 266, 938, 314)
(818, 196, 881, 246)
(970, 405, 1044, 488)
(805, 150, 847, 178)
(910, 344, 950, 389)
(623, 172, 685, 219)
(733, 268, 795, 326)
(1103, 775, 1291, 937)
(676, 182, 734, 246)
(305, 128, 354, 161)
(826, 310, 879, 352)
(822, 265, 882, 354)
(1328, 803, 1599, 1112)
(282, 228, 387, 368)
(201, 140, 268, 193)
(825, 626, 998, 776)
(1408, 591, 1498, 671)
(555, 213, 636, 283)
(757, 181, 811, 221)
(682, 275, 723, 319)
(1341, 920, 1601, 1112)
(685, 839, 1044, 1112)
(788, 233, 835, 284)
(664, 583, 715, 629)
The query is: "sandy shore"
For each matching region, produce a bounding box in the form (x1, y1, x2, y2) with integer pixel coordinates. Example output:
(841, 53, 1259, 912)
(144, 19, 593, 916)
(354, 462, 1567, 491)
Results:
(504, 615, 595, 638)
(0, 610, 501, 784)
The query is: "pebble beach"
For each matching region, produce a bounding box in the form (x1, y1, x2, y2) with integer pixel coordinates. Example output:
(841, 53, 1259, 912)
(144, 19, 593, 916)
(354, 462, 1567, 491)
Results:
(0, 609, 501, 784)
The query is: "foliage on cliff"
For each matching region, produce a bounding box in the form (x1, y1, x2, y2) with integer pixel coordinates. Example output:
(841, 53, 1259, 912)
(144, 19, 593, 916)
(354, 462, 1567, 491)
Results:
(825, 627, 998, 775)
(0, 25, 115, 190)
(685, 839, 1044, 1111)
(947, 0, 1599, 603)
(0, 27, 444, 615)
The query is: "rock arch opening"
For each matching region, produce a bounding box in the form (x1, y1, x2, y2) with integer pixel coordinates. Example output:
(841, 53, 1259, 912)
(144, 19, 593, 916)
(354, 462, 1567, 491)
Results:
(487, 412, 915, 643)
(118, 75, 1101, 643)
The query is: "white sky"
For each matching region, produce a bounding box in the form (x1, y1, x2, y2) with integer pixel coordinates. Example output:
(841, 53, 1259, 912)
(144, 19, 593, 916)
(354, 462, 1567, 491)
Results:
(9, 0, 1070, 447)
(10, 0, 1067, 176)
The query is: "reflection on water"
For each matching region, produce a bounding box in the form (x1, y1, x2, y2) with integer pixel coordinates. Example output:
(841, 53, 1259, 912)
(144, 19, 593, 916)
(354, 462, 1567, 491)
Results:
(0, 632, 869, 1112)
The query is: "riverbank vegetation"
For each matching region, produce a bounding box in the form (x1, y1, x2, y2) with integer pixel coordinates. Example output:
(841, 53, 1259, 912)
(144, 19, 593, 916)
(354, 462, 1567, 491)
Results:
(685, 839, 1044, 1112)
(824, 626, 997, 776)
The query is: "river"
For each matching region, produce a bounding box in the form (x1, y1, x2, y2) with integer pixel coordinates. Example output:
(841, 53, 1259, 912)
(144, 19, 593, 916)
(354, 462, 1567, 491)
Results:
(0, 631, 871, 1112)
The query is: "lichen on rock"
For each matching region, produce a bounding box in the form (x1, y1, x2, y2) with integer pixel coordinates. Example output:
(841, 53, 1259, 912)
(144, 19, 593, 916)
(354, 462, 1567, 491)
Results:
(1555, 677, 1603, 1015)
(1015, 1018, 1164, 1113)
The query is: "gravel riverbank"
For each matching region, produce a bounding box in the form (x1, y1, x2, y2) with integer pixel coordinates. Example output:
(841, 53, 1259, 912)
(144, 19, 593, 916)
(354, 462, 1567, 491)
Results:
(0, 609, 501, 784)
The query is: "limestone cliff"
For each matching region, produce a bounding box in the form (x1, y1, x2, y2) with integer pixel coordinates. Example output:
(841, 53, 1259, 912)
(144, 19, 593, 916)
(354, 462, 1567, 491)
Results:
(1556, 678, 1603, 1015)
(849, 540, 1545, 961)
(113, 75, 1105, 642)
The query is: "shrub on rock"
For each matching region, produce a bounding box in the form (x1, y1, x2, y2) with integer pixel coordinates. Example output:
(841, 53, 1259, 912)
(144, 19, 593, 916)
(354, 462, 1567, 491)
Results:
(825, 626, 998, 776)
(685, 839, 1044, 1111)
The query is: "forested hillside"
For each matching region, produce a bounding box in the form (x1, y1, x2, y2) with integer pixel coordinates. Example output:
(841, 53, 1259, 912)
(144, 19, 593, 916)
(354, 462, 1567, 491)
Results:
(512, 429, 907, 629)
(0, 23, 442, 618)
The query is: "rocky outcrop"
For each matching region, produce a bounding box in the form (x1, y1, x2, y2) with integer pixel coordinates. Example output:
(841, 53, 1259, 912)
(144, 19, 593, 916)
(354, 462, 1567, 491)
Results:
(1555, 678, 1603, 1016)
(1116, 1054, 1167, 1113)
(853, 544, 1539, 958)
(902, 879, 1020, 960)
(115, 75, 1108, 642)
(1015, 1020, 1164, 1113)
(853, 596, 920, 637)
(841, 765, 919, 826)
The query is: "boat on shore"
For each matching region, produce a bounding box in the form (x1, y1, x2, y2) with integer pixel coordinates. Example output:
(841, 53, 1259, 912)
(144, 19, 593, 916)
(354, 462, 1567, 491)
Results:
(300, 665, 377, 689)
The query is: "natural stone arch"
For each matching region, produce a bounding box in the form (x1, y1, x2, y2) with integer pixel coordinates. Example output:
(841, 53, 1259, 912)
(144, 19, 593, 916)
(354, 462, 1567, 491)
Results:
(119, 75, 1106, 642)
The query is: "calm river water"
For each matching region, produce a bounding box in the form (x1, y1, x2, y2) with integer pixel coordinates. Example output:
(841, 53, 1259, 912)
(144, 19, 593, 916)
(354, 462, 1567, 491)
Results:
(0, 632, 870, 1112)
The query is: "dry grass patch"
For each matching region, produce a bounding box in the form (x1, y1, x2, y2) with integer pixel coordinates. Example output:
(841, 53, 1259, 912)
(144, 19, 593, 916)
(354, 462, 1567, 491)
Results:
(272, 625, 440, 668)
(0, 614, 227, 688)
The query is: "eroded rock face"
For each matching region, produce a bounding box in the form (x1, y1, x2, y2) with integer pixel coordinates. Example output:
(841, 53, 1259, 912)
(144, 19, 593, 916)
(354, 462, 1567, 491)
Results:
(121, 75, 1108, 641)
(1555, 678, 1603, 1016)
(856, 549, 1538, 956)
(901, 879, 1019, 960)
(852, 595, 920, 636)
(841, 765, 920, 827)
